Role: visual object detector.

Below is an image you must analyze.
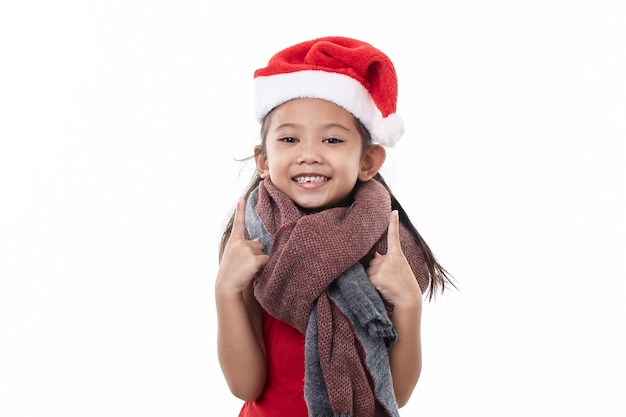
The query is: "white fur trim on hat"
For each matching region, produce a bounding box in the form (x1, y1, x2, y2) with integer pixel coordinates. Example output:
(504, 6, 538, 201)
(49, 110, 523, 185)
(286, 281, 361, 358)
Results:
(254, 70, 404, 147)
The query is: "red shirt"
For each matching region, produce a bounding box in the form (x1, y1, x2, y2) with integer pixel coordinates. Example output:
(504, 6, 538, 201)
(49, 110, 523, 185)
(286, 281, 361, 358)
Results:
(238, 311, 308, 417)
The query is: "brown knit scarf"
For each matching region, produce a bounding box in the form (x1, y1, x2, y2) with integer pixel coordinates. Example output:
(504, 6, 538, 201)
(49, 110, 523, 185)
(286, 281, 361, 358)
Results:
(247, 178, 427, 417)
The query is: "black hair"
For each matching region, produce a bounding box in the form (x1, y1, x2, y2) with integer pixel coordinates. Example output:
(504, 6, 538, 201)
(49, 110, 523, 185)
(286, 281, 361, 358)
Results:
(219, 109, 455, 300)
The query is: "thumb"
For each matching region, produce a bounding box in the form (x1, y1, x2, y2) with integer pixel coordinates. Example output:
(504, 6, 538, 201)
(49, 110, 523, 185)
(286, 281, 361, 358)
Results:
(230, 198, 247, 240)
(386, 210, 403, 254)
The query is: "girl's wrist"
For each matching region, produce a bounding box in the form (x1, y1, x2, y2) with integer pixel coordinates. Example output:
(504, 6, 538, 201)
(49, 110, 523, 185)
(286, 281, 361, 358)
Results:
(392, 291, 422, 313)
(215, 276, 249, 300)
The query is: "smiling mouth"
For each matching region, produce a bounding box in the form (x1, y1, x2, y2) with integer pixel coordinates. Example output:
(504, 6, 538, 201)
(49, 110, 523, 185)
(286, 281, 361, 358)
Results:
(293, 175, 329, 183)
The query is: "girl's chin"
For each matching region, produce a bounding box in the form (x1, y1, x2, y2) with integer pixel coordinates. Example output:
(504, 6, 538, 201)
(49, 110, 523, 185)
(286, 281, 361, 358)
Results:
(294, 201, 326, 212)
(293, 198, 351, 212)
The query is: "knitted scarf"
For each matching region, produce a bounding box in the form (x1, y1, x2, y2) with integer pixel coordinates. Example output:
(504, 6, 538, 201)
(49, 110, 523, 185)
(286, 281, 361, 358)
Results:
(245, 178, 427, 417)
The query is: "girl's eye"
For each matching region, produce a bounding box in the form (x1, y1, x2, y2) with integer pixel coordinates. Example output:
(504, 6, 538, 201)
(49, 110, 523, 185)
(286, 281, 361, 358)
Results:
(279, 137, 298, 143)
(323, 137, 342, 144)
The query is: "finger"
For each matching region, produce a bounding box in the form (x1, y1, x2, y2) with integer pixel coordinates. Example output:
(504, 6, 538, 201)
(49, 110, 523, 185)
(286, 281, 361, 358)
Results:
(230, 198, 247, 239)
(386, 210, 403, 254)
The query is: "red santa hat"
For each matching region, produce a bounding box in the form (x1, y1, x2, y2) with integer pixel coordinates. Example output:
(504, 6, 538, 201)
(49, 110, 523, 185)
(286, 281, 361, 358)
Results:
(254, 36, 404, 147)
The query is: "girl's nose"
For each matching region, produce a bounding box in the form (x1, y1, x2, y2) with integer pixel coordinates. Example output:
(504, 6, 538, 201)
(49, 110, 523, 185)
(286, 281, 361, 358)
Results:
(296, 141, 322, 164)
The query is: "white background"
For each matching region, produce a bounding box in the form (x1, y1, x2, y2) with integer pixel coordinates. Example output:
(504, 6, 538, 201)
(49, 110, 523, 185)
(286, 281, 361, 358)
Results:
(1, 1, 625, 416)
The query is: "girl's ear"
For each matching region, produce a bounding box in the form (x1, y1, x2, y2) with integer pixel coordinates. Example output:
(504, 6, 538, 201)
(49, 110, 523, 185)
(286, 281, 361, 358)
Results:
(254, 146, 270, 179)
(358, 144, 386, 181)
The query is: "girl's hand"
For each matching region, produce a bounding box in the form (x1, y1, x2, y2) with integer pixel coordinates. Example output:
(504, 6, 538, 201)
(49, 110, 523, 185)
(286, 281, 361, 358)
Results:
(216, 198, 270, 295)
(367, 210, 422, 308)
(371, 211, 424, 406)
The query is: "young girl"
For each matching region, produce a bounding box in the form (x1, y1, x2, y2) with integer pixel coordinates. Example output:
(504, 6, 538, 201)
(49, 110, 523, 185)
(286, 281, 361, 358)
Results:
(216, 36, 452, 417)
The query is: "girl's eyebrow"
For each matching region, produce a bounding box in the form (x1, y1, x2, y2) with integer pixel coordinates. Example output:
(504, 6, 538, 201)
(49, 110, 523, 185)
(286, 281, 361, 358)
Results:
(322, 123, 351, 131)
(273, 123, 299, 130)
(274, 123, 351, 131)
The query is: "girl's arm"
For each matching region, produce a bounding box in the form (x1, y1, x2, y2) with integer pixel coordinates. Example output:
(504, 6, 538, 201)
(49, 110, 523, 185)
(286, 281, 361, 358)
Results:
(216, 280, 267, 401)
(366, 210, 423, 407)
(388, 292, 422, 407)
(215, 199, 270, 401)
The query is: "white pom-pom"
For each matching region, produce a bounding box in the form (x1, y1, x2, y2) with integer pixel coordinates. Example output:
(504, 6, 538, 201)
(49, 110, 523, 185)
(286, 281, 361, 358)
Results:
(370, 113, 404, 147)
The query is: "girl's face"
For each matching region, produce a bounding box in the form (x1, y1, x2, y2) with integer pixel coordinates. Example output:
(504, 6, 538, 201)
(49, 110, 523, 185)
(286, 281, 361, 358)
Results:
(255, 98, 385, 211)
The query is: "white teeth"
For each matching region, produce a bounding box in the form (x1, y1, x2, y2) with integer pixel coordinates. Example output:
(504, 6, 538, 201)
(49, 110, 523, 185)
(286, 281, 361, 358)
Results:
(294, 176, 328, 183)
